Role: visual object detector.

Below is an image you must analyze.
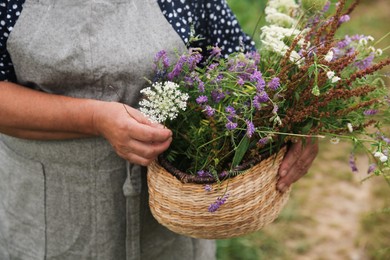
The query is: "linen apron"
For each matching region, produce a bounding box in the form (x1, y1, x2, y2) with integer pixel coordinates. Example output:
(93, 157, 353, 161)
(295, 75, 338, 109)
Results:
(0, 0, 216, 259)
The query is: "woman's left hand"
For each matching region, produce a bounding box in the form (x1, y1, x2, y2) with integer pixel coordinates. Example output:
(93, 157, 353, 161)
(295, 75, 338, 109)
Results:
(277, 137, 319, 192)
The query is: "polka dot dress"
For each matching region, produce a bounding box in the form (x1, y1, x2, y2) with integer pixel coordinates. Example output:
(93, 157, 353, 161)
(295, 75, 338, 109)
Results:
(0, 0, 254, 81)
(0, 0, 23, 82)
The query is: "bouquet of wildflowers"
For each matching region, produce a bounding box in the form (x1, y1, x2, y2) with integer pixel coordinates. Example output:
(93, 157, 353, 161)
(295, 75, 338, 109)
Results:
(140, 0, 390, 187)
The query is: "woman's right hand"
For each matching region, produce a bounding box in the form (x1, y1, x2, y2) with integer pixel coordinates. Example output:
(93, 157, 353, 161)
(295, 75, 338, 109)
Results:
(92, 101, 172, 166)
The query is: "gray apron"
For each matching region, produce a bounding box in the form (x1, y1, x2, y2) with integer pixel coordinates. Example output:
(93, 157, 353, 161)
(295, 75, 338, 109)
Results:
(0, 0, 216, 259)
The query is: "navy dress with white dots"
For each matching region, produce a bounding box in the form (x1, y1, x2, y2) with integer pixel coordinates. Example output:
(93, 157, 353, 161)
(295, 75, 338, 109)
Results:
(0, 0, 254, 82)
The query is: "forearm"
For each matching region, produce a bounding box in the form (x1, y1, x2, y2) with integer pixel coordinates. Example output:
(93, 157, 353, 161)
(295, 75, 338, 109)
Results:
(0, 81, 100, 139)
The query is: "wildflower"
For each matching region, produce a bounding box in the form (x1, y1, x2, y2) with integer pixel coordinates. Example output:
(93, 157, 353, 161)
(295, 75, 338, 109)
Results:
(225, 105, 236, 115)
(339, 14, 350, 23)
(208, 193, 229, 213)
(226, 121, 238, 130)
(237, 77, 245, 86)
(196, 95, 208, 104)
(347, 123, 353, 133)
(204, 185, 212, 192)
(355, 54, 374, 70)
(197, 170, 211, 177)
(139, 81, 189, 123)
(211, 89, 225, 103)
(268, 77, 281, 90)
(324, 50, 334, 62)
(363, 109, 378, 116)
(258, 137, 271, 145)
(331, 76, 341, 83)
(374, 151, 388, 163)
(349, 153, 358, 173)
(375, 48, 383, 56)
(153, 50, 170, 69)
(367, 164, 376, 174)
(359, 38, 368, 46)
(326, 71, 335, 79)
(210, 44, 221, 57)
(245, 120, 256, 138)
(330, 137, 340, 144)
(203, 105, 215, 117)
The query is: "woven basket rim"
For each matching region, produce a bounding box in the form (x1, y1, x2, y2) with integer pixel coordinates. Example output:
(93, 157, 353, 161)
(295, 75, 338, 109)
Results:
(158, 143, 287, 184)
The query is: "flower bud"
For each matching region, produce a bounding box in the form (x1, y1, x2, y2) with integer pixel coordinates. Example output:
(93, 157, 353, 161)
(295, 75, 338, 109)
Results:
(301, 0, 328, 13)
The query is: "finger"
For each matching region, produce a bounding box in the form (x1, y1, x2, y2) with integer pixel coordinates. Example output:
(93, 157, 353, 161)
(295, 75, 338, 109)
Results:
(278, 140, 304, 178)
(128, 121, 172, 143)
(129, 137, 172, 159)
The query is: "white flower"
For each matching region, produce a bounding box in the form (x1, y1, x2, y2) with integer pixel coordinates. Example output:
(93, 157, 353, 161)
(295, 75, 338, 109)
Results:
(324, 50, 334, 62)
(326, 71, 341, 83)
(367, 35, 375, 41)
(374, 151, 383, 158)
(331, 76, 341, 83)
(359, 38, 368, 46)
(330, 137, 340, 144)
(379, 155, 388, 162)
(326, 71, 335, 79)
(139, 81, 189, 123)
(347, 123, 353, 133)
(375, 48, 383, 56)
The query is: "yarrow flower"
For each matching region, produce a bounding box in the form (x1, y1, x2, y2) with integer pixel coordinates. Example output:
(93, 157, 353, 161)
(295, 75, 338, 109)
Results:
(139, 81, 189, 123)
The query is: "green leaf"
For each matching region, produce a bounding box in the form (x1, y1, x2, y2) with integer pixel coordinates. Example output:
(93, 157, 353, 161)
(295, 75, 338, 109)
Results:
(232, 136, 250, 167)
(301, 120, 313, 134)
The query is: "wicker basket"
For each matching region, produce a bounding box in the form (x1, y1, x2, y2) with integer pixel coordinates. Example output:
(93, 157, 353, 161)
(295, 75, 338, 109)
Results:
(147, 146, 291, 239)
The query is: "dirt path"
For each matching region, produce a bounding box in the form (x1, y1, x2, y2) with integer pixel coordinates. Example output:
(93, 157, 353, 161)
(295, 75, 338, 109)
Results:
(293, 151, 376, 260)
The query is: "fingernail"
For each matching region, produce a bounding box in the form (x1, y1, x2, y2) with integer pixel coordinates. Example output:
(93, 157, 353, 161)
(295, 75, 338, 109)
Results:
(279, 170, 287, 177)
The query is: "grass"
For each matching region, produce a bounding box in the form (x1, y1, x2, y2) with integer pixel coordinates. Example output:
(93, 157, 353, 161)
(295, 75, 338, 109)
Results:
(217, 1, 390, 259)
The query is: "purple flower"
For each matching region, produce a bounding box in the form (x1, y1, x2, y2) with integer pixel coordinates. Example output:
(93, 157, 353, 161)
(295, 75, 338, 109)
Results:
(197, 170, 211, 177)
(355, 54, 374, 70)
(322, 1, 330, 12)
(204, 105, 215, 117)
(208, 193, 229, 213)
(258, 137, 270, 145)
(207, 63, 219, 72)
(196, 95, 208, 104)
(237, 77, 245, 86)
(245, 120, 255, 138)
(250, 70, 263, 83)
(245, 51, 261, 65)
(256, 79, 266, 92)
(153, 50, 170, 69)
(268, 77, 280, 91)
(204, 185, 212, 192)
(211, 89, 225, 103)
(367, 164, 376, 174)
(255, 91, 269, 103)
(226, 121, 238, 130)
(363, 109, 378, 116)
(339, 15, 350, 24)
(225, 105, 236, 115)
(210, 45, 221, 57)
(167, 55, 186, 80)
(197, 79, 205, 93)
(349, 153, 358, 173)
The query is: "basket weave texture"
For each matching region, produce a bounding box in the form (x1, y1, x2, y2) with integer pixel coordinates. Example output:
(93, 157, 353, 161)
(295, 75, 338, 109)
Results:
(147, 147, 291, 239)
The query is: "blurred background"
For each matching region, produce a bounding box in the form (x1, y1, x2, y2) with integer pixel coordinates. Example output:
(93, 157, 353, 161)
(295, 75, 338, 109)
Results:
(218, 0, 390, 259)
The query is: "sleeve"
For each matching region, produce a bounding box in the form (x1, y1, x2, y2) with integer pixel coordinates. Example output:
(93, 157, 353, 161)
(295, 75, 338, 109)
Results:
(0, 0, 24, 82)
(192, 0, 256, 57)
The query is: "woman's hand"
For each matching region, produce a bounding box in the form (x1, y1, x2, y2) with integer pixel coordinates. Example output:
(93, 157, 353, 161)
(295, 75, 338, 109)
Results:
(92, 101, 172, 166)
(277, 137, 319, 192)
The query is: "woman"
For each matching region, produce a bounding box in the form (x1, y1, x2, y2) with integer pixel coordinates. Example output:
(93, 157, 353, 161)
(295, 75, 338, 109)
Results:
(0, 0, 318, 259)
